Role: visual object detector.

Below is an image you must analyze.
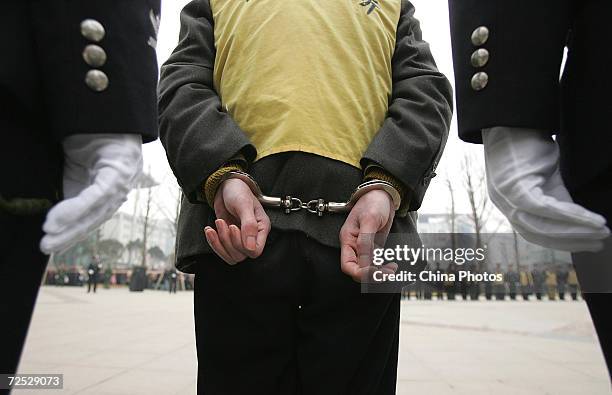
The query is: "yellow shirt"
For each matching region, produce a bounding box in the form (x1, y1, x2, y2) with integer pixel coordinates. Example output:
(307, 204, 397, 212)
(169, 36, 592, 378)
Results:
(567, 270, 578, 285)
(519, 271, 533, 286)
(210, 0, 401, 168)
(545, 271, 557, 286)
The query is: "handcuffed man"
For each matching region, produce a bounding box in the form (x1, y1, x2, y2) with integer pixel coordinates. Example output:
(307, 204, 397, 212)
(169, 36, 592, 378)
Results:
(159, 0, 452, 393)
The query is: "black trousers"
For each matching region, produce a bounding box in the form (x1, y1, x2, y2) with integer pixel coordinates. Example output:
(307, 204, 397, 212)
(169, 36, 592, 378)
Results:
(571, 184, 612, 380)
(0, 212, 48, 382)
(573, 239, 612, 381)
(87, 276, 97, 293)
(194, 231, 400, 395)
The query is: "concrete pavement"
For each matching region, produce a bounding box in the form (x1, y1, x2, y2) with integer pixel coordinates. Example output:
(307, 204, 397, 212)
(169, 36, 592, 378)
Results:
(16, 287, 611, 394)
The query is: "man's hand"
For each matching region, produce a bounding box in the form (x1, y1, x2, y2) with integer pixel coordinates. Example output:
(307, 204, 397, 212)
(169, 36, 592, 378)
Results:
(483, 127, 610, 252)
(340, 189, 398, 282)
(40, 134, 143, 254)
(204, 178, 271, 264)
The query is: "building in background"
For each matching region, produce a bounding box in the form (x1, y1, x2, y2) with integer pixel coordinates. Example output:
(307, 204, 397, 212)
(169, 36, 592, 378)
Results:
(418, 213, 474, 233)
(98, 212, 175, 268)
(416, 213, 570, 271)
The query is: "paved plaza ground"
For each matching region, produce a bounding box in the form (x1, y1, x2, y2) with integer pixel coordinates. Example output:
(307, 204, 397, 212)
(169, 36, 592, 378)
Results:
(16, 286, 611, 394)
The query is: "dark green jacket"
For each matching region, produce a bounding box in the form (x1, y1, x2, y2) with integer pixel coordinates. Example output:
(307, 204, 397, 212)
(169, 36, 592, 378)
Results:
(159, 0, 453, 273)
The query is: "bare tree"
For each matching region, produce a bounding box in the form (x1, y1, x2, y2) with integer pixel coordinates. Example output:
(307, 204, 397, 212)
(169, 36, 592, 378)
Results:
(173, 188, 182, 238)
(141, 184, 154, 268)
(98, 239, 125, 266)
(461, 153, 494, 250)
(123, 168, 160, 268)
(148, 183, 181, 270)
(461, 152, 502, 275)
(167, 187, 183, 270)
(126, 239, 143, 264)
(150, 184, 182, 240)
(445, 176, 457, 251)
(512, 230, 521, 271)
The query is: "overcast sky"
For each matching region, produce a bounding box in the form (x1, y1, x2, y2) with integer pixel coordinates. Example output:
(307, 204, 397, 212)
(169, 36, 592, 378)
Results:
(130, 0, 489, 221)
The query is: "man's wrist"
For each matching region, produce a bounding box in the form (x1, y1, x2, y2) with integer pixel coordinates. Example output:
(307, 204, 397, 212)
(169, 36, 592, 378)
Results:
(363, 165, 410, 215)
(204, 162, 247, 207)
(366, 188, 395, 207)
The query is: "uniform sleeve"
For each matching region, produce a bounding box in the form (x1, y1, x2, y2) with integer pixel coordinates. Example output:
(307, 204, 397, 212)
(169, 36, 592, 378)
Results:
(158, 0, 256, 204)
(448, 0, 572, 143)
(361, 0, 453, 211)
(30, 0, 160, 143)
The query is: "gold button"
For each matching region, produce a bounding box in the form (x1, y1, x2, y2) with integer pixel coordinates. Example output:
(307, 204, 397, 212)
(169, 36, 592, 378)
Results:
(471, 72, 489, 91)
(82, 45, 107, 67)
(80, 19, 105, 42)
(471, 26, 490, 46)
(470, 48, 490, 68)
(85, 70, 109, 92)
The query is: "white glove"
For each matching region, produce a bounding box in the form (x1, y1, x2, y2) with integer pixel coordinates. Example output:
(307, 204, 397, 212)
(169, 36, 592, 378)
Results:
(482, 127, 610, 252)
(40, 134, 143, 254)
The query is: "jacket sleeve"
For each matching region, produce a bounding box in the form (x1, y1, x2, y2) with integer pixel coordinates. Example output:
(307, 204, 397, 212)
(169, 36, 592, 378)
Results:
(448, 0, 572, 143)
(30, 0, 160, 143)
(361, 0, 453, 212)
(158, 0, 256, 204)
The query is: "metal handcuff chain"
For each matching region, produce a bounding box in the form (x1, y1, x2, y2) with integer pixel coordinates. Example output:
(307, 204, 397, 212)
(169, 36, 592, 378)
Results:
(220, 171, 401, 217)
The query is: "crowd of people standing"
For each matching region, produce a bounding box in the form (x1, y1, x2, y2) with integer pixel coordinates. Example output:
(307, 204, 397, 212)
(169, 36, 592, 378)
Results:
(403, 263, 580, 301)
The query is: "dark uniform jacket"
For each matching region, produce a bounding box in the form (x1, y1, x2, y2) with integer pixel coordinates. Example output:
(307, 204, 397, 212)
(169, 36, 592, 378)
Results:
(0, 0, 160, 212)
(448, 0, 612, 221)
(159, 0, 453, 273)
(87, 263, 100, 279)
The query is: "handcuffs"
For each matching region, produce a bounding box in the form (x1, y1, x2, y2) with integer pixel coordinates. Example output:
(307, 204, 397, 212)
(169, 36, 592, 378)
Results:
(220, 171, 401, 217)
